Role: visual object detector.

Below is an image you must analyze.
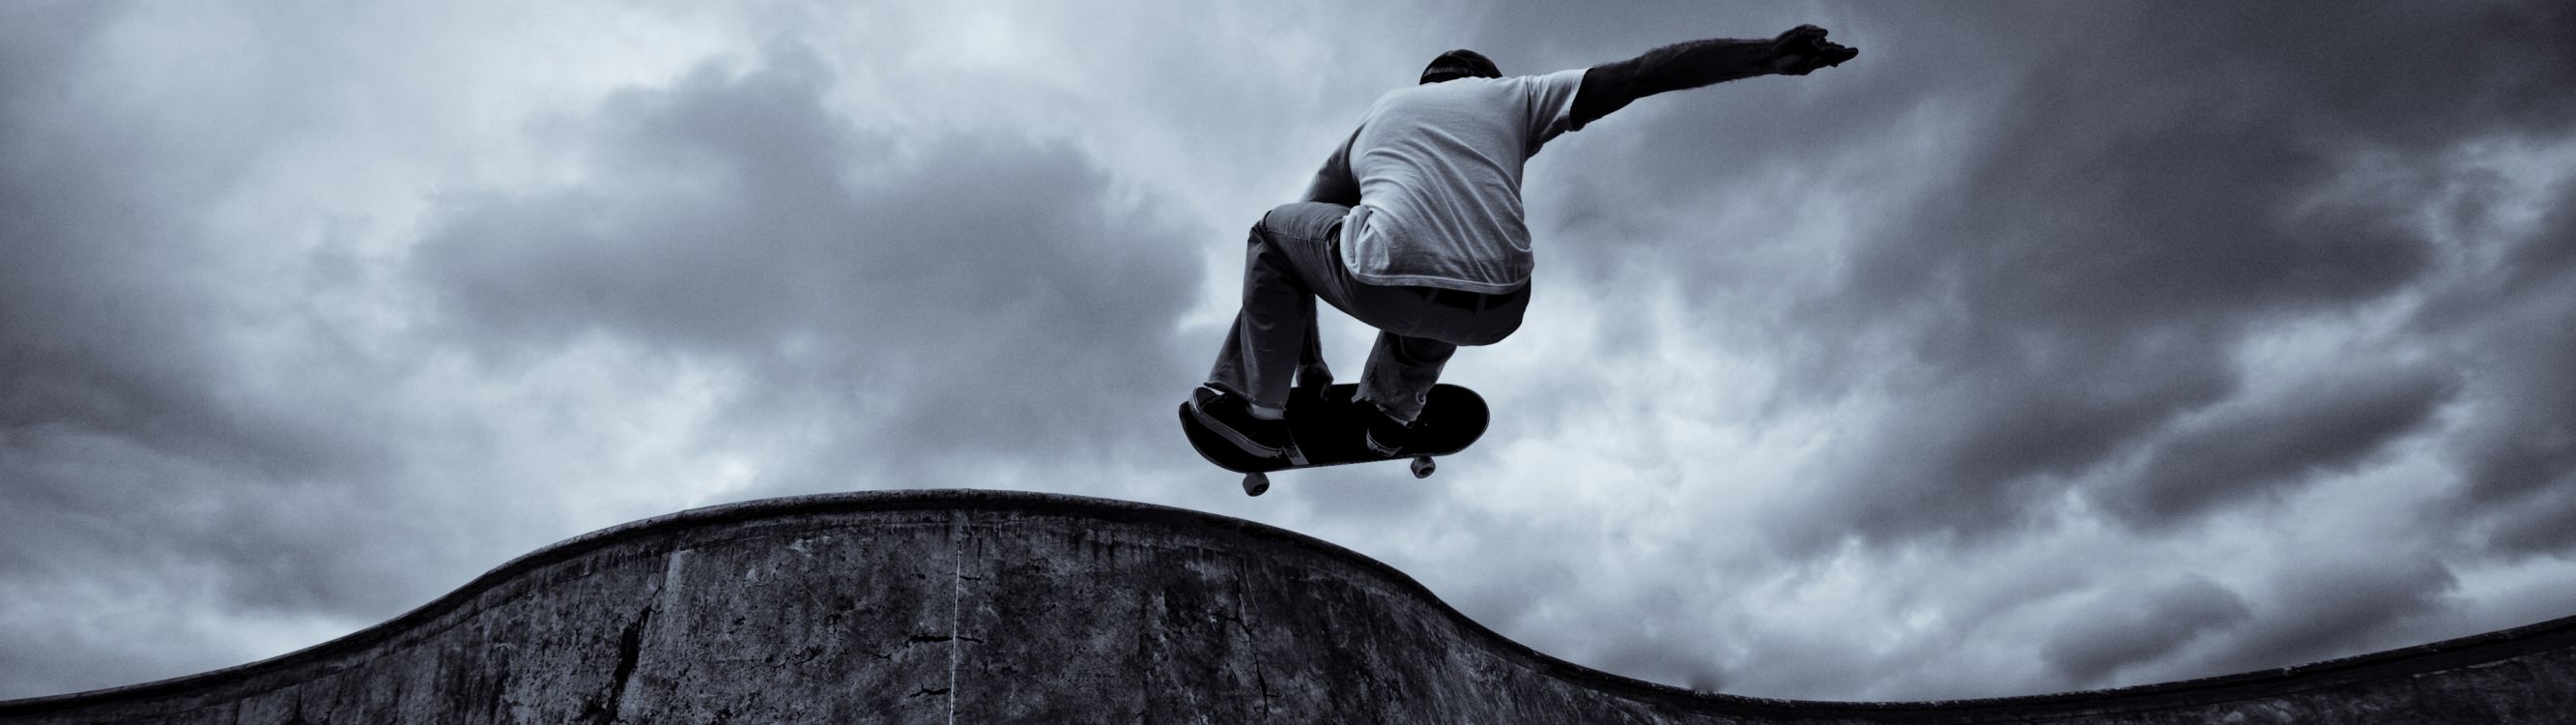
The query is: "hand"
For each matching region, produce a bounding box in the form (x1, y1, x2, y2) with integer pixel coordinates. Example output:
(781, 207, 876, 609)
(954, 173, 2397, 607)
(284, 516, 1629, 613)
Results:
(1769, 24, 1859, 75)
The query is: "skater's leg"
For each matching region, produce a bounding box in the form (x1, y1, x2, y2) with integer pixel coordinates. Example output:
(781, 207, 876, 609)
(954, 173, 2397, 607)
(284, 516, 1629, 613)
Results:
(1355, 332, 1455, 423)
(1296, 310, 1332, 390)
(1205, 201, 1352, 412)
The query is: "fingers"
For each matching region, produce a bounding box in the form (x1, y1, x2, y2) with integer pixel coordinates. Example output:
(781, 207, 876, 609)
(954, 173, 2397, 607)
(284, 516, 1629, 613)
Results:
(1774, 24, 1856, 75)
(1776, 24, 1827, 46)
(1818, 43, 1858, 67)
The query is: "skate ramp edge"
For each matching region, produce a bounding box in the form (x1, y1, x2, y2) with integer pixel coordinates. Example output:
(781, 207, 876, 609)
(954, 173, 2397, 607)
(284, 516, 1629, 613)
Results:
(1, 489, 2569, 723)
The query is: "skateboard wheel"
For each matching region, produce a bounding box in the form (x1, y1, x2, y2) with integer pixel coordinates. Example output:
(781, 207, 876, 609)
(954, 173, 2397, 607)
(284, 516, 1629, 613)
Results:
(1243, 472, 1271, 497)
(1410, 456, 1436, 478)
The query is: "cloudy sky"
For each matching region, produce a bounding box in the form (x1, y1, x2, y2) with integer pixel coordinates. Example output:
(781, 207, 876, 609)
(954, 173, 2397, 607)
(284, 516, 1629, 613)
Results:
(7, 0, 2576, 703)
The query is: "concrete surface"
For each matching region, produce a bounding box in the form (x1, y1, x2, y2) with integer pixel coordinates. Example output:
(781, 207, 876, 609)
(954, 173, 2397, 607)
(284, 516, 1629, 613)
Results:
(1, 489, 2569, 723)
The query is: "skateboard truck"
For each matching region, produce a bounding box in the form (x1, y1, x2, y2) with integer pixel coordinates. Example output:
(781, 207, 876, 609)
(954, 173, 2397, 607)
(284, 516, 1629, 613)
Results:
(1241, 455, 1433, 496)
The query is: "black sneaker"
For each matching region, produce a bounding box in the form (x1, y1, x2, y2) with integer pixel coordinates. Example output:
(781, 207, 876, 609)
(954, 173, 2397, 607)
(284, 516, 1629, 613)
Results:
(1363, 402, 1417, 456)
(1189, 387, 1292, 459)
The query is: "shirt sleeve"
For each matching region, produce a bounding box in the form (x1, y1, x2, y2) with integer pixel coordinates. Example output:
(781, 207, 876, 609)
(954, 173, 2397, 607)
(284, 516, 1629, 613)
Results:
(1518, 68, 1588, 154)
(1302, 129, 1360, 205)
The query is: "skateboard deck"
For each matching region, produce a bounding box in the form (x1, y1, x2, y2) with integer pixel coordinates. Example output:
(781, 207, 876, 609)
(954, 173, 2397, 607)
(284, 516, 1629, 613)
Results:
(1179, 383, 1489, 496)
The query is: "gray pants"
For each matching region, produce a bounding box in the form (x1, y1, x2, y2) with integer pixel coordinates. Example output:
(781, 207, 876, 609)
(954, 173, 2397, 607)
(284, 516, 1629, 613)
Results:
(1206, 201, 1530, 421)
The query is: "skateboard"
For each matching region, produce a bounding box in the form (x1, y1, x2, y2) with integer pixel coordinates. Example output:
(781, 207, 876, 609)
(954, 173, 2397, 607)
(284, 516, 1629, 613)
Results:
(1179, 383, 1489, 496)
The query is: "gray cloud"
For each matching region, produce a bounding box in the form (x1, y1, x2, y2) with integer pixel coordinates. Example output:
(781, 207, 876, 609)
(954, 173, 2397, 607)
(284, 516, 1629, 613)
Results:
(2431, 185, 2576, 555)
(2190, 555, 2458, 678)
(0, 4, 357, 482)
(0, 5, 462, 696)
(2040, 575, 2251, 687)
(410, 42, 1206, 490)
(2093, 366, 2454, 527)
(0, 0, 448, 583)
(1666, 1, 2572, 549)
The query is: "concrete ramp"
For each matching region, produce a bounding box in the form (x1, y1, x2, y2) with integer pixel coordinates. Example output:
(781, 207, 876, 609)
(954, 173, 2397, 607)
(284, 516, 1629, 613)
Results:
(2, 490, 2569, 723)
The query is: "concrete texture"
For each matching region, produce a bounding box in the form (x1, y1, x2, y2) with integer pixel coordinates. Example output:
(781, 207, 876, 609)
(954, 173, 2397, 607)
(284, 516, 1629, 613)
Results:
(1, 489, 2569, 723)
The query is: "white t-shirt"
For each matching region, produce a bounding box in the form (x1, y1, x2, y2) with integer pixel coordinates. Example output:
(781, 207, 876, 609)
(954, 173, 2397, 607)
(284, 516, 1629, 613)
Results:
(1327, 70, 1586, 294)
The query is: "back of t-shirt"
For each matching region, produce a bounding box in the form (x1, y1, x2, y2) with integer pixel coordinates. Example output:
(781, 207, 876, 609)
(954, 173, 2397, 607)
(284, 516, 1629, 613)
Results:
(1335, 69, 1585, 294)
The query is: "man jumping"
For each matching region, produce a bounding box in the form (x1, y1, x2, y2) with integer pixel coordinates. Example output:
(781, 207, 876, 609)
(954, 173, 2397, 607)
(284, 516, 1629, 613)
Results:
(1191, 25, 1859, 459)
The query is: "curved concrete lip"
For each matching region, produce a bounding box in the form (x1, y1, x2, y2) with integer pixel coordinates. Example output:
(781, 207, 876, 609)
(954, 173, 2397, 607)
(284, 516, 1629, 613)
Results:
(4, 488, 2570, 719)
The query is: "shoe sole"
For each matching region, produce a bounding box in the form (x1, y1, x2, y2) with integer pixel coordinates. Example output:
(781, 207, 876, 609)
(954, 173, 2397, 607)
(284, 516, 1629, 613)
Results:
(1189, 400, 1288, 459)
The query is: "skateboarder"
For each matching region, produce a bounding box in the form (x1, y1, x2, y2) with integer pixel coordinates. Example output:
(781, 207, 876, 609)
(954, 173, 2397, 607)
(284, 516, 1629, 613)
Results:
(1192, 25, 1859, 459)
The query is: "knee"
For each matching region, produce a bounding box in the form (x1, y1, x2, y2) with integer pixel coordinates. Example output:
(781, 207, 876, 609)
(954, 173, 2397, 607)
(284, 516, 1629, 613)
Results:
(1247, 215, 1274, 246)
(1251, 208, 1283, 240)
(1246, 204, 1310, 254)
(1253, 204, 1300, 238)
(1257, 202, 1347, 243)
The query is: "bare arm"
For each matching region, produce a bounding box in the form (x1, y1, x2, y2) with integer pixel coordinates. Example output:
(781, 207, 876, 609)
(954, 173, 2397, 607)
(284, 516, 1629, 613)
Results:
(1570, 25, 1857, 129)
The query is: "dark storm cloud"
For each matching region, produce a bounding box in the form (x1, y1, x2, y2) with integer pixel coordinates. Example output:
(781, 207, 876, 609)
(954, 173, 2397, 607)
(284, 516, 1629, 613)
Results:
(1725, 1, 2576, 546)
(0, 2, 402, 566)
(2429, 182, 2576, 555)
(2092, 365, 2454, 528)
(1, 1, 360, 481)
(2039, 575, 2249, 687)
(2191, 555, 2457, 678)
(1, 3, 461, 696)
(410, 42, 1204, 487)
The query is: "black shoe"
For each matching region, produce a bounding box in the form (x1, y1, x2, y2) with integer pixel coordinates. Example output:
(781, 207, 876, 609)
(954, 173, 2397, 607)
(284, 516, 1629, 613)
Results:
(1189, 387, 1292, 459)
(1363, 402, 1417, 456)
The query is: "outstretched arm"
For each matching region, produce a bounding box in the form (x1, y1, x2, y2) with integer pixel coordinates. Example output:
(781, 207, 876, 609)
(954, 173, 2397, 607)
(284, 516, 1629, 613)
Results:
(1569, 24, 1857, 129)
